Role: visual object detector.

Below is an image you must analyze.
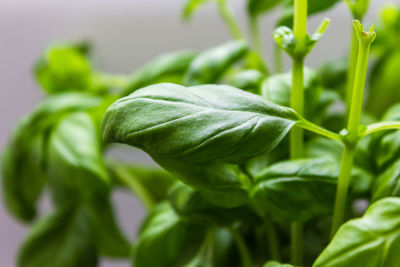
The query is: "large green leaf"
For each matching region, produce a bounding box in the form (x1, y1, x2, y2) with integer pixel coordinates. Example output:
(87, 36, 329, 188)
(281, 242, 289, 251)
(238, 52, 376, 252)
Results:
(17, 203, 97, 267)
(103, 83, 298, 164)
(251, 158, 338, 222)
(183, 41, 249, 85)
(123, 50, 198, 95)
(47, 112, 110, 204)
(34, 44, 92, 94)
(1, 93, 102, 222)
(313, 197, 400, 267)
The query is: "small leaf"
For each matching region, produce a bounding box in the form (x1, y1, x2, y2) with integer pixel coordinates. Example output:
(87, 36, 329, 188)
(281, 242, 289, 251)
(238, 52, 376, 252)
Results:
(229, 69, 265, 94)
(251, 158, 338, 222)
(34, 44, 92, 94)
(123, 50, 198, 95)
(17, 203, 97, 267)
(317, 58, 348, 91)
(103, 83, 298, 164)
(182, 0, 214, 20)
(169, 182, 255, 225)
(183, 41, 249, 85)
(247, 0, 282, 17)
(46, 112, 110, 204)
(314, 197, 400, 267)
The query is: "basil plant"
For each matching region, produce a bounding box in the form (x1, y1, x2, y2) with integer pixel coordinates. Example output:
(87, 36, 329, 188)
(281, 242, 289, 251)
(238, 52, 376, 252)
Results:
(4, 1, 400, 267)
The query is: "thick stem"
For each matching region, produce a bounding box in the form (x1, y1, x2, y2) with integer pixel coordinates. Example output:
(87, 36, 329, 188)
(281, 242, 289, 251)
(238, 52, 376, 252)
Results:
(331, 21, 375, 237)
(331, 146, 355, 237)
(290, 58, 305, 159)
(290, 0, 307, 263)
(291, 222, 304, 265)
(347, 38, 372, 143)
(345, 28, 359, 117)
(217, 0, 244, 40)
(294, 0, 308, 53)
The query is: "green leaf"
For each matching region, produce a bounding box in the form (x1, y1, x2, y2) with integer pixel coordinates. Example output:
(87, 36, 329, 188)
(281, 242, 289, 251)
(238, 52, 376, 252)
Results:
(367, 52, 400, 116)
(182, 0, 214, 20)
(247, 0, 282, 17)
(132, 202, 207, 267)
(314, 197, 400, 267)
(103, 83, 298, 164)
(123, 50, 198, 95)
(372, 160, 400, 202)
(154, 159, 250, 208)
(229, 69, 265, 94)
(317, 58, 348, 92)
(183, 41, 249, 86)
(169, 182, 255, 225)
(1, 134, 46, 222)
(1, 93, 102, 222)
(251, 158, 338, 222)
(109, 162, 176, 208)
(345, 0, 370, 20)
(86, 194, 131, 258)
(17, 203, 97, 267)
(264, 261, 296, 267)
(262, 68, 322, 120)
(34, 44, 92, 94)
(47, 112, 110, 204)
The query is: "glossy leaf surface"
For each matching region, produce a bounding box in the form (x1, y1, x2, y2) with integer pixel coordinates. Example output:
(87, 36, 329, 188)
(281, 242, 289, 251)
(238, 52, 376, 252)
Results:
(252, 158, 338, 222)
(314, 197, 400, 267)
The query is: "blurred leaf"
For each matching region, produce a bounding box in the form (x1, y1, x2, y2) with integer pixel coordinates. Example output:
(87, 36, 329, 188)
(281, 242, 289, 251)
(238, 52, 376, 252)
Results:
(46, 112, 110, 204)
(182, 0, 214, 20)
(34, 44, 92, 94)
(229, 69, 265, 94)
(247, 0, 282, 17)
(18, 203, 97, 267)
(183, 41, 249, 85)
(123, 50, 198, 95)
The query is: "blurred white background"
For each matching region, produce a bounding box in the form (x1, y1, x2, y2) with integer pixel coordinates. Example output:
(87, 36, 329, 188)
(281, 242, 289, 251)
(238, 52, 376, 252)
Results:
(0, 0, 398, 266)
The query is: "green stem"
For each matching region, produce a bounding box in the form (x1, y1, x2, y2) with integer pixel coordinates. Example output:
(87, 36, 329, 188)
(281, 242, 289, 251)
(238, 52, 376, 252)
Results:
(265, 219, 281, 261)
(331, 21, 375, 237)
(250, 16, 263, 57)
(331, 146, 355, 237)
(345, 28, 359, 117)
(296, 119, 342, 141)
(217, 0, 244, 40)
(290, 58, 305, 159)
(291, 222, 304, 265)
(290, 0, 307, 263)
(230, 228, 252, 267)
(364, 121, 400, 137)
(112, 164, 155, 210)
(274, 44, 283, 73)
